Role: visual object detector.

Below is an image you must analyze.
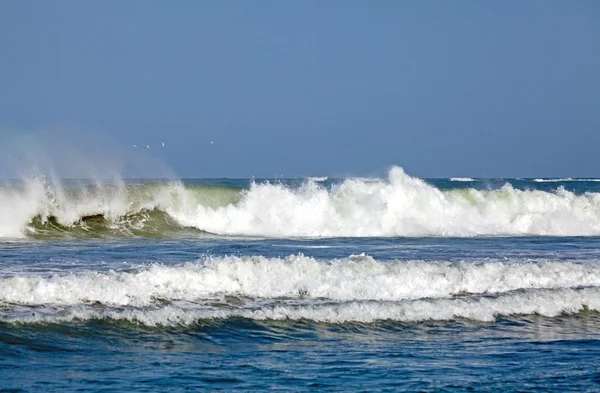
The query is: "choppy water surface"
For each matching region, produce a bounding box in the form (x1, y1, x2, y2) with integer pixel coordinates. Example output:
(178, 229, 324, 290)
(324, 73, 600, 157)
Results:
(2, 170, 600, 391)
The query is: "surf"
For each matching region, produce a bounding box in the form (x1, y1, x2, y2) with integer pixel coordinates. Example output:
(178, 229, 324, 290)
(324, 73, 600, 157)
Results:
(0, 179, 243, 239)
(173, 167, 600, 237)
(3, 254, 600, 326)
(2, 166, 600, 239)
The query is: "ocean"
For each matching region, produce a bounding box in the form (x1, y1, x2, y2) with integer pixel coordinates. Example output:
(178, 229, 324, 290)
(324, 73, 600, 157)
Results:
(2, 166, 600, 392)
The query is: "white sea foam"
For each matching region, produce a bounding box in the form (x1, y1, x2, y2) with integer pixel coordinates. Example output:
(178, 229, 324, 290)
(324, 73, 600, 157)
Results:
(3, 287, 600, 326)
(307, 177, 328, 182)
(3, 255, 600, 325)
(449, 177, 475, 182)
(2, 255, 600, 307)
(3, 166, 600, 238)
(173, 167, 600, 237)
(0, 179, 190, 238)
(533, 178, 600, 182)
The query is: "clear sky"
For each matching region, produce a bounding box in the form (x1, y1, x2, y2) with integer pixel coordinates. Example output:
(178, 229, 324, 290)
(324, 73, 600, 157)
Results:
(1, 1, 598, 178)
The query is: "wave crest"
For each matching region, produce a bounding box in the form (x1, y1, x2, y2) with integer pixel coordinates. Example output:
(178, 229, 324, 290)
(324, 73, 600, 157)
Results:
(175, 167, 600, 237)
(3, 167, 600, 238)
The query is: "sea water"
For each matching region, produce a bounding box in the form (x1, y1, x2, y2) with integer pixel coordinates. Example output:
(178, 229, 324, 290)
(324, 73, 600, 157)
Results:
(1, 167, 600, 391)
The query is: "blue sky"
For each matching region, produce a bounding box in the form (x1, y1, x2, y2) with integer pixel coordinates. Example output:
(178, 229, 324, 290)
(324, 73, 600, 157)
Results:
(1, 1, 598, 178)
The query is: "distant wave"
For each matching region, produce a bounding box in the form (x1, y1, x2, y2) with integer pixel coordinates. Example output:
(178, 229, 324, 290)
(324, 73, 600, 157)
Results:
(449, 177, 475, 182)
(307, 176, 328, 182)
(532, 178, 600, 182)
(533, 178, 574, 182)
(3, 166, 600, 239)
(2, 255, 600, 325)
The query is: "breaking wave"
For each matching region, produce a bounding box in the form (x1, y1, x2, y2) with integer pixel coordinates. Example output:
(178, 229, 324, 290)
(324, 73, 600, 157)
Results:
(0, 180, 242, 239)
(2, 254, 600, 326)
(2, 166, 600, 239)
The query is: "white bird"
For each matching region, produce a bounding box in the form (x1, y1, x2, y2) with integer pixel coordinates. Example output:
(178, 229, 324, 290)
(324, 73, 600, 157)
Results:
(161, 141, 165, 147)
(210, 140, 214, 144)
(145, 145, 150, 149)
(133, 145, 138, 148)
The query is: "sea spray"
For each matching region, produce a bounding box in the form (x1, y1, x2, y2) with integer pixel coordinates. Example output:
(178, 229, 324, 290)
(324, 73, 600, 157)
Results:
(2, 166, 600, 238)
(173, 167, 600, 237)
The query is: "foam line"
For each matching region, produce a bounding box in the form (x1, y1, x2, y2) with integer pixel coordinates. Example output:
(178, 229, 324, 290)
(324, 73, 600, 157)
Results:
(2, 255, 600, 306)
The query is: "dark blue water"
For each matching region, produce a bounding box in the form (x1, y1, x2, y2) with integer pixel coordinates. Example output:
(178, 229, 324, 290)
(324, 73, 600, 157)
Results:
(2, 176, 600, 391)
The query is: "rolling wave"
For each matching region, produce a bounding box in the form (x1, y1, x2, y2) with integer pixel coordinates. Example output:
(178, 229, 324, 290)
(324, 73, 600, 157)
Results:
(2, 166, 600, 239)
(2, 254, 600, 325)
(0, 180, 242, 239)
(4, 287, 598, 326)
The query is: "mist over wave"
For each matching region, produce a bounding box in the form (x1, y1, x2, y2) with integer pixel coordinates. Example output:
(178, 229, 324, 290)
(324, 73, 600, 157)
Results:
(2, 166, 600, 238)
(0, 179, 240, 238)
